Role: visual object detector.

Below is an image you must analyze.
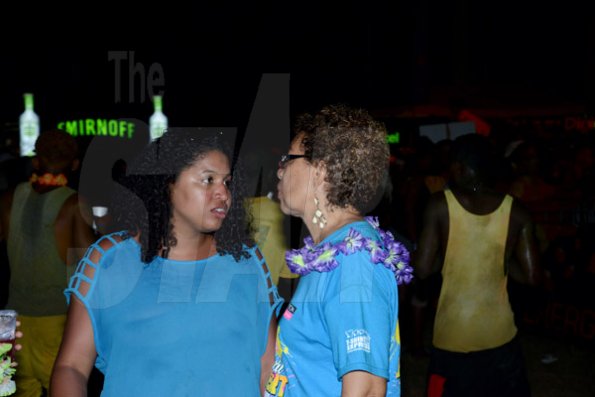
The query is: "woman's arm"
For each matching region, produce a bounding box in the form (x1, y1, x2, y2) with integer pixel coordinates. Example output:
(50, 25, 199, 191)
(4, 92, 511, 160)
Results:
(50, 297, 97, 397)
(260, 314, 277, 396)
(342, 370, 386, 397)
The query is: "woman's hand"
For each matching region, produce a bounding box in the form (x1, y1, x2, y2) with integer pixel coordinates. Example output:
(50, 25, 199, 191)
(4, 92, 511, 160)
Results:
(11, 320, 22, 367)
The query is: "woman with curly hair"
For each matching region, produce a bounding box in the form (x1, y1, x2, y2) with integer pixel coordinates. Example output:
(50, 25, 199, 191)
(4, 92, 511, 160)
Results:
(265, 105, 412, 397)
(51, 128, 282, 396)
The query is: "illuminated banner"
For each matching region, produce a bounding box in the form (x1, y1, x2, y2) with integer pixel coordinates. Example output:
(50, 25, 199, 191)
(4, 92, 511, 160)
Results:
(57, 119, 137, 139)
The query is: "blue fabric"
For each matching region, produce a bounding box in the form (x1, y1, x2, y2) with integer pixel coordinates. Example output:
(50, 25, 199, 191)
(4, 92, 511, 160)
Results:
(265, 221, 401, 397)
(66, 233, 282, 397)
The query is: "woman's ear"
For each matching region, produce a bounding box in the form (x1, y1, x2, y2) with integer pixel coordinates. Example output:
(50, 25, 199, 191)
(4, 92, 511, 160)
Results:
(313, 161, 327, 191)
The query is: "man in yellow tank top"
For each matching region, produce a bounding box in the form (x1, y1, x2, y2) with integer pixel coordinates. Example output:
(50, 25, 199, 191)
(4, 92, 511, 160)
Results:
(244, 152, 299, 303)
(414, 134, 541, 397)
(0, 130, 96, 397)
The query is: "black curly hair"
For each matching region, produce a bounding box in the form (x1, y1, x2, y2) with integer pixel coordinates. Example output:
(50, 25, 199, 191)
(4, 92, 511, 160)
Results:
(111, 128, 254, 263)
(293, 104, 390, 214)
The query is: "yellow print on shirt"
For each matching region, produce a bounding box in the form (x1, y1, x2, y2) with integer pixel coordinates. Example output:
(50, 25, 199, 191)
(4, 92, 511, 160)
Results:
(275, 326, 289, 358)
(266, 326, 291, 396)
(265, 371, 288, 397)
(394, 321, 401, 379)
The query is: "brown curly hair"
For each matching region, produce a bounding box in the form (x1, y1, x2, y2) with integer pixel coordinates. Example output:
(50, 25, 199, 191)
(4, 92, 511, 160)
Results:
(294, 104, 389, 214)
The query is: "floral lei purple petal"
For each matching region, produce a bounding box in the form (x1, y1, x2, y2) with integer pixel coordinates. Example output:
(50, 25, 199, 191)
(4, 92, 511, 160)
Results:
(364, 216, 380, 230)
(310, 243, 339, 272)
(365, 238, 387, 264)
(340, 228, 364, 255)
(285, 218, 413, 285)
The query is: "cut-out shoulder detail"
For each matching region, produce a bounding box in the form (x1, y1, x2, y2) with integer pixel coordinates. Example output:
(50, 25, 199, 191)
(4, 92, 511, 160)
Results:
(266, 274, 273, 289)
(66, 232, 128, 301)
(253, 247, 281, 308)
(86, 233, 126, 264)
(268, 291, 275, 306)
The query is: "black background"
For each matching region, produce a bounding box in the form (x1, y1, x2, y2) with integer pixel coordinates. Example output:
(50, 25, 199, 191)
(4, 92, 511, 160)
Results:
(2, 1, 593, 132)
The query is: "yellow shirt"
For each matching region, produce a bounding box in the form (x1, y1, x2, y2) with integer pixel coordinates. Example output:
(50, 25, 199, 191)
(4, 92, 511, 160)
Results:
(246, 196, 298, 285)
(433, 189, 516, 352)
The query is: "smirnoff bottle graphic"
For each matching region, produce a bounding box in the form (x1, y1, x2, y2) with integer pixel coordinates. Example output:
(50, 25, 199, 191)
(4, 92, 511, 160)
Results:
(149, 95, 168, 141)
(19, 93, 39, 156)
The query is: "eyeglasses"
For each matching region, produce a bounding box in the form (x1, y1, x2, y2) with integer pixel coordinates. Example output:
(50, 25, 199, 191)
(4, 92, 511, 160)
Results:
(279, 154, 307, 168)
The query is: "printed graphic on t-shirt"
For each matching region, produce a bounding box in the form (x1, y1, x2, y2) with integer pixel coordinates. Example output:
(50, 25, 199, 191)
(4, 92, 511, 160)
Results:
(265, 327, 291, 396)
(283, 304, 296, 320)
(345, 329, 371, 353)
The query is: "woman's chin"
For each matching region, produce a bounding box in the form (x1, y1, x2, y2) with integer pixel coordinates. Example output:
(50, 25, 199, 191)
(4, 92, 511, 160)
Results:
(278, 201, 292, 216)
(201, 219, 225, 234)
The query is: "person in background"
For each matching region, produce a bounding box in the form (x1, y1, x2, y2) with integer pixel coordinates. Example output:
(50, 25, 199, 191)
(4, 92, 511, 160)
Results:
(50, 128, 281, 396)
(414, 133, 541, 397)
(0, 129, 95, 397)
(400, 137, 451, 356)
(266, 104, 412, 397)
(245, 154, 299, 303)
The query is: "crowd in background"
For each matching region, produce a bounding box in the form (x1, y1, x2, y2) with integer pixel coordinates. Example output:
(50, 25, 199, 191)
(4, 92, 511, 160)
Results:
(2, 119, 595, 329)
(376, 121, 595, 347)
(0, 116, 593, 396)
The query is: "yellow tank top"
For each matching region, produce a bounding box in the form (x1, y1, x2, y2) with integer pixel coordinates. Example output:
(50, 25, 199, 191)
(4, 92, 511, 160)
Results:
(433, 189, 516, 352)
(246, 196, 298, 285)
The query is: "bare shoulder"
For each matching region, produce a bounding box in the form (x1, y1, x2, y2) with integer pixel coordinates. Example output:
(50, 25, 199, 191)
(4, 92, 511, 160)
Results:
(425, 191, 448, 218)
(62, 192, 92, 220)
(62, 192, 81, 210)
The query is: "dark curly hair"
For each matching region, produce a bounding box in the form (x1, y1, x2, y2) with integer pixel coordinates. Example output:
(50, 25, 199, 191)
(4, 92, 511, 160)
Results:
(294, 104, 390, 214)
(35, 129, 78, 169)
(111, 128, 254, 263)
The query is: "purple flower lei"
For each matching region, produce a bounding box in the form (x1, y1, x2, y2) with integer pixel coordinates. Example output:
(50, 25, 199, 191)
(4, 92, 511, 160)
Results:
(285, 217, 413, 285)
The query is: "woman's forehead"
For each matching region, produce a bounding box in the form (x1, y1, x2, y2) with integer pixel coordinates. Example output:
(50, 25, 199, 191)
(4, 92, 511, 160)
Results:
(191, 150, 230, 170)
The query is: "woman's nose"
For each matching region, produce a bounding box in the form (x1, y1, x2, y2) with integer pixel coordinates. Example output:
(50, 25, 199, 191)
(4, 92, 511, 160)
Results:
(277, 166, 284, 180)
(214, 182, 229, 200)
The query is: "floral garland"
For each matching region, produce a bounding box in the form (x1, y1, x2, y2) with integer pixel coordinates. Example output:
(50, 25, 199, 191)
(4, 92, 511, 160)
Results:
(29, 173, 68, 187)
(286, 217, 413, 285)
(0, 343, 16, 396)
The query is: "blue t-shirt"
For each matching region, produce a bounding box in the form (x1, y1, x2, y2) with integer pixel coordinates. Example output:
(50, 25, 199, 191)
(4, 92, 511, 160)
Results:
(66, 232, 282, 397)
(265, 221, 401, 396)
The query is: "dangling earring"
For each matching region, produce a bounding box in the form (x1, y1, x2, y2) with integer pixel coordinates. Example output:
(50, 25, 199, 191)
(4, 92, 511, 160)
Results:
(312, 197, 327, 229)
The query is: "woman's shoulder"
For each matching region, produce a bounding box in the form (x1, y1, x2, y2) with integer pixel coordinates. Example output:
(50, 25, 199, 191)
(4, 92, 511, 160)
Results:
(325, 220, 377, 244)
(236, 244, 276, 280)
(334, 220, 411, 285)
(67, 231, 139, 303)
(215, 244, 265, 267)
(84, 231, 135, 268)
(237, 244, 268, 273)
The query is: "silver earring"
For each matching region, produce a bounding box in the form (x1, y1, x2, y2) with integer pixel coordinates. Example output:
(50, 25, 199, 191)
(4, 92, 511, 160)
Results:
(312, 197, 327, 229)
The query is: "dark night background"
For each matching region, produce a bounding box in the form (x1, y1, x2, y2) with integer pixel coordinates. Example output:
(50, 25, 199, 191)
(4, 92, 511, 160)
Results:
(1, 3, 595, 396)
(1, 1, 594, 132)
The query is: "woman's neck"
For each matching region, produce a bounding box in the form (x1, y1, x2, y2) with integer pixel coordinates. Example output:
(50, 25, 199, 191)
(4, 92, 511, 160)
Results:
(165, 233, 217, 261)
(307, 209, 362, 244)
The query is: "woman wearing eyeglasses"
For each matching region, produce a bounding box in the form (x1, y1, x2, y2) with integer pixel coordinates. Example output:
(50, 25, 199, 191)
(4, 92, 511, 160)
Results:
(265, 105, 412, 397)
